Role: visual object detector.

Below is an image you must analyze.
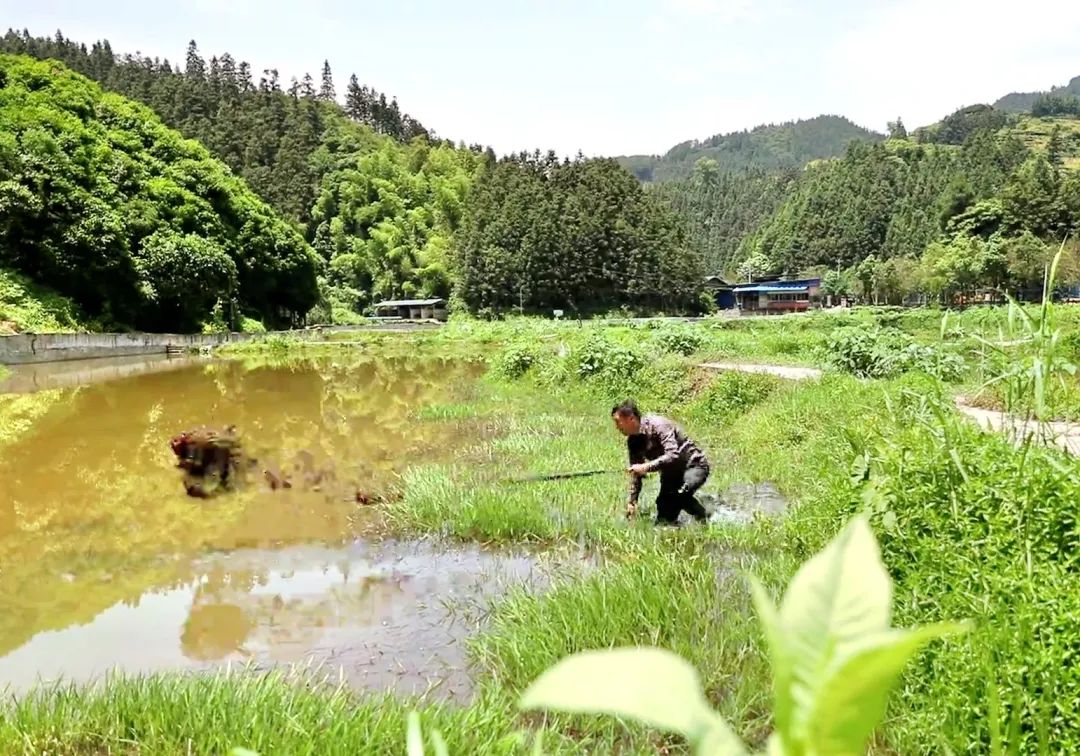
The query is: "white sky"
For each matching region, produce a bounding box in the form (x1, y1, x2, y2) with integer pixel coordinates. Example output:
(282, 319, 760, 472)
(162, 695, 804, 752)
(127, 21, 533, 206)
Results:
(3, 0, 1079, 158)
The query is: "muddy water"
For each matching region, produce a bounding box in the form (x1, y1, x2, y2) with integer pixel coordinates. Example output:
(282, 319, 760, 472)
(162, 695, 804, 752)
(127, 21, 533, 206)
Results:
(0, 539, 546, 701)
(0, 351, 534, 699)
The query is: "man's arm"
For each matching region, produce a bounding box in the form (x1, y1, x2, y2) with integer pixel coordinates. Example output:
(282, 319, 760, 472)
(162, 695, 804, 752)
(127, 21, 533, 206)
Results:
(642, 421, 680, 473)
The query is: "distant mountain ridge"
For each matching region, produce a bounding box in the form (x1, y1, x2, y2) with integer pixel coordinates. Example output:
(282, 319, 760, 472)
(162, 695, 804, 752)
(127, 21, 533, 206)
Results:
(615, 115, 884, 183)
(994, 75, 1080, 113)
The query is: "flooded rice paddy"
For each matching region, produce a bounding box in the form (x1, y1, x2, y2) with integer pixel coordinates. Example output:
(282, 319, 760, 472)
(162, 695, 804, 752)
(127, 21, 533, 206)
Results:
(0, 351, 554, 701)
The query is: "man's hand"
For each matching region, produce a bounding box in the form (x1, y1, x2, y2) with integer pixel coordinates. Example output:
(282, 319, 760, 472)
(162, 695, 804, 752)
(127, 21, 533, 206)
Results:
(628, 463, 650, 477)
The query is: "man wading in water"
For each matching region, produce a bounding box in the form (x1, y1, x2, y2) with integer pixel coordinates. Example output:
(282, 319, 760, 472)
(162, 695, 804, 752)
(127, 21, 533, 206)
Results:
(612, 399, 710, 526)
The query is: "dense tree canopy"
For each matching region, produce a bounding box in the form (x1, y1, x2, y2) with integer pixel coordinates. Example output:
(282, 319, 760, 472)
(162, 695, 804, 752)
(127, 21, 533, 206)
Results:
(307, 139, 483, 321)
(648, 161, 799, 274)
(0, 54, 319, 331)
(455, 153, 707, 315)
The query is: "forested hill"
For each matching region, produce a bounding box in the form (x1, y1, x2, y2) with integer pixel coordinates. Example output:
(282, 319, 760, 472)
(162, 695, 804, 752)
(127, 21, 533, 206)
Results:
(0, 29, 495, 322)
(0, 54, 319, 332)
(0, 28, 442, 230)
(995, 75, 1080, 114)
(615, 115, 884, 183)
(1, 33, 708, 329)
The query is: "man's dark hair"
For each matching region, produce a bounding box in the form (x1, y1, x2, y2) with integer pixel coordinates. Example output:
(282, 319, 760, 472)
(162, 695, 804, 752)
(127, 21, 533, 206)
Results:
(611, 399, 641, 419)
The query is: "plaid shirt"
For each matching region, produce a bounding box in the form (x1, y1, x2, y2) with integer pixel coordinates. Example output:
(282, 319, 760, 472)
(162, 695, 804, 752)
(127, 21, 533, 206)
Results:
(626, 414, 708, 503)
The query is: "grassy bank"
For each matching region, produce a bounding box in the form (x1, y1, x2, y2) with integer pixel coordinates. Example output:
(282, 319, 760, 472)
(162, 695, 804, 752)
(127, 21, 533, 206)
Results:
(4, 308, 1079, 753)
(0, 268, 86, 334)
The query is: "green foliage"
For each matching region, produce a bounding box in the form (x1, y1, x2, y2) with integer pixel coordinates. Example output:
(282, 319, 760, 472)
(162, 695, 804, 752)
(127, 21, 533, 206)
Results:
(455, 153, 707, 315)
(653, 326, 706, 356)
(239, 317, 266, 334)
(0, 54, 319, 330)
(494, 343, 539, 379)
(0, 267, 84, 332)
(1032, 94, 1080, 118)
(516, 515, 966, 755)
(0, 30, 481, 325)
(692, 371, 779, 422)
(967, 242, 1078, 422)
(575, 334, 644, 382)
(650, 168, 799, 274)
(824, 326, 964, 381)
(847, 385, 1080, 752)
(310, 139, 481, 307)
(914, 104, 1010, 146)
(995, 74, 1080, 113)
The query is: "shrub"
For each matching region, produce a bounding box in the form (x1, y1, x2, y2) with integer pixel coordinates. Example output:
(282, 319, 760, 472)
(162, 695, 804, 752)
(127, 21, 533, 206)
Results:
(824, 326, 964, 381)
(575, 335, 644, 381)
(494, 344, 538, 379)
(239, 317, 267, 334)
(653, 327, 706, 356)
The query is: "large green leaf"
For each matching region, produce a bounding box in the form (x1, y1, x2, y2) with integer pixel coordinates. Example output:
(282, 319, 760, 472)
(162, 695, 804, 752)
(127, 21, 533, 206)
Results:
(808, 622, 970, 755)
(407, 711, 425, 756)
(778, 515, 892, 738)
(749, 574, 794, 749)
(518, 647, 717, 740)
(695, 719, 750, 756)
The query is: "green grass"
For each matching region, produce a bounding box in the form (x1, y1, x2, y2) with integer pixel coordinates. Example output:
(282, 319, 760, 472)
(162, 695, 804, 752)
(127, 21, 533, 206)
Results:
(4, 310, 1079, 753)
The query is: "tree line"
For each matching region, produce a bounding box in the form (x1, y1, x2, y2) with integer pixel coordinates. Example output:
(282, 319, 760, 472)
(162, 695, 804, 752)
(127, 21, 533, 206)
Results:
(1, 29, 709, 328)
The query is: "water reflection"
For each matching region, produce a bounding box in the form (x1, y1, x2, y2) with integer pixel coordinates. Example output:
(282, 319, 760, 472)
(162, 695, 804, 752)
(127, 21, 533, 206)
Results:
(0, 540, 544, 701)
(0, 353, 491, 690)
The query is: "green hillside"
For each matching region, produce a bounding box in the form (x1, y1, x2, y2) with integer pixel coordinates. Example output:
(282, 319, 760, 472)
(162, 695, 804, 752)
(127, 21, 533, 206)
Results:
(994, 74, 1080, 113)
(616, 115, 884, 183)
(0, 54, 319, 332)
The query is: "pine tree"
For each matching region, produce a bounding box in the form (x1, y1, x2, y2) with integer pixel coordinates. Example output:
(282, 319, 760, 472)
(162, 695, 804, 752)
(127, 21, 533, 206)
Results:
(300, 73, 316, 98)
(345, 74, 364, 120)
(1047, 125, 1065, 168)
(185, 40, 205, 79)
(319, 59, 335, 101)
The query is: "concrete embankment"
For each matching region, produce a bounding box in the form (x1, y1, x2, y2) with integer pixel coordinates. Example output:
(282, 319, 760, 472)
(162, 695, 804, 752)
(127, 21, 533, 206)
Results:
(0, 322, 442, 366)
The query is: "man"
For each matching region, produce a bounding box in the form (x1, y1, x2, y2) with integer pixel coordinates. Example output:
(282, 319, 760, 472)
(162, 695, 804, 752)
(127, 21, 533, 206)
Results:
(611, 399, 710, 526)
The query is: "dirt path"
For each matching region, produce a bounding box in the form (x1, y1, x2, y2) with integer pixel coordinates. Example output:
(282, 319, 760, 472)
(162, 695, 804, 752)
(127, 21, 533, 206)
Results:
(699, 361, 1080, 458)
(954, 399, 1080, 457)
(698, 362, 824, 381)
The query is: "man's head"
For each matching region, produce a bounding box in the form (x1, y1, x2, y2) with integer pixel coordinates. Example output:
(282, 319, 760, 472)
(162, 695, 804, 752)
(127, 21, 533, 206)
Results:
(611, 399, 642, 436)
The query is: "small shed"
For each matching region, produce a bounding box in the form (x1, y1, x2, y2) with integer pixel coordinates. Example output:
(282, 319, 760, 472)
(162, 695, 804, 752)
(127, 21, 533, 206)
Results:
(372, 298, 448, 321)
(704, 275, 736, 310)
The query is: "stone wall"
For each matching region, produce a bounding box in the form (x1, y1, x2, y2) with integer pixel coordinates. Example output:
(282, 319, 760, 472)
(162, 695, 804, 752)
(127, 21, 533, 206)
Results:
(0, 322, 443, 365)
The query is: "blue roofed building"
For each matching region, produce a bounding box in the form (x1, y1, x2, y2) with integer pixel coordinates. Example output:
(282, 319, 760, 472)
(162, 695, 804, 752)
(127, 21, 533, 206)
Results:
(733, 277, 821, 314)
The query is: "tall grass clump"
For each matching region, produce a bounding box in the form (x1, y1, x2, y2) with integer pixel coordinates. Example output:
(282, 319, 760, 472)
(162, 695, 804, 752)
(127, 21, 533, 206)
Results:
(472, 540, 774, 746)
(841, 378, 1080, 753)
(688, 371, 780, 425)
(965, 241, 1079, 425)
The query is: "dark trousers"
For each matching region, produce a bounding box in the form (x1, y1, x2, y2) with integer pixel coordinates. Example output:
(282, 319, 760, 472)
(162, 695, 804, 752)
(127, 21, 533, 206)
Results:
(655, 463, 709, 525)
